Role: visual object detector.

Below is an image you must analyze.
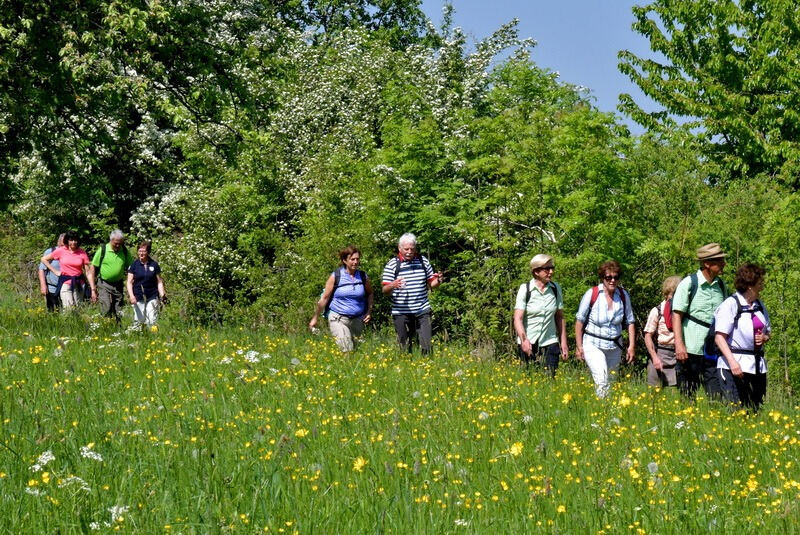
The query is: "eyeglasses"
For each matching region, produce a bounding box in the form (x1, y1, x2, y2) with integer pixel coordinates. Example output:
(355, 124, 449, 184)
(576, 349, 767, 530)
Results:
(537, 266, 555, 272)
(604, 275, 620, 281)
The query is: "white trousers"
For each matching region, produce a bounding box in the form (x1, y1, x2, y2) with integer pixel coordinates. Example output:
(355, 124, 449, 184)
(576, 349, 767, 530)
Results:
(328, 312, 364, 352)
(132, 299, 160, 327)
(583, 342, 622, 398)
(59, 283, 83, 311)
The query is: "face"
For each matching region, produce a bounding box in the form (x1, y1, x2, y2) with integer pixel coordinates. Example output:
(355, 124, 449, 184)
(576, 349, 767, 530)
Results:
(752, 277, 764, 293)
(398, 241, 416, 260)
(57, 235, 65, 247)
(602, 270, 620, 291)
(704, 258, 726, 276)
(110, 237, 124, 252)
(345, 252, 361, 271)
(67, 238, 79, 250)
(534, 264, 555, 282)
(138, 246, 149, 261)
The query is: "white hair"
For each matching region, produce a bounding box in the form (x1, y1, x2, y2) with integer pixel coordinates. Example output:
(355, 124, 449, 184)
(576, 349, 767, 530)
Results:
(398, 233, 417, 248)
(109, 229, 124, 241)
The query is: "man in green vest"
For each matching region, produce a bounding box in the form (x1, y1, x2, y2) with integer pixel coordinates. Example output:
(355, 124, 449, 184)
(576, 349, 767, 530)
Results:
(89, 229, 135, 320)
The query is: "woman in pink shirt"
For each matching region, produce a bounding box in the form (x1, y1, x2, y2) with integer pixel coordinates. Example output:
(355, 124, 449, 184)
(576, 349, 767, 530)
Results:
(40, 230, 93, 311)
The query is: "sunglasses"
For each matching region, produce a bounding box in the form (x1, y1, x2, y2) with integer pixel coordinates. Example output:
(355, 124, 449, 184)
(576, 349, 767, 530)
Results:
(604, 275, 620, 281)
(536, 266, 555, 272)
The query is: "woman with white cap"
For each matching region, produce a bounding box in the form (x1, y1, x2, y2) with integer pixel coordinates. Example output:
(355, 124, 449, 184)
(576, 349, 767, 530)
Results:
(512, 254, 568, 377)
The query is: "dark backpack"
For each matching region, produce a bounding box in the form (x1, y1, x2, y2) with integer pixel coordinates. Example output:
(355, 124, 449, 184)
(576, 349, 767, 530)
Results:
(702, 295, 764, 363)
(322, 268, 366, 318)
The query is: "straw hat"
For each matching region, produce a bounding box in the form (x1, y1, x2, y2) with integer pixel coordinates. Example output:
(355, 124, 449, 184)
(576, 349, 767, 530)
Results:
(696, 243, 727, 261)
(529, 254, 554, 271)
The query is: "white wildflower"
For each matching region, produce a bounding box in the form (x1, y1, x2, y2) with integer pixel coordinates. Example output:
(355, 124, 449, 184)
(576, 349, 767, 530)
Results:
(80, 446, 104, 462)
(30, 450, 55, 472)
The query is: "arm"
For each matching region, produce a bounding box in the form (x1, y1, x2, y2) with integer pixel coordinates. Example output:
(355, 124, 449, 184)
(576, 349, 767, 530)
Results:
(644, 332, 662, 371)
(715, 332, 743, 378)
(86, 262, 97, 302)
(428, 272, 444, 289)
(513, 308, 532, 356)
(40, 253, 60, 277)
(672, 311, 687, 361)
(363, 278, 374, 324)
(127, 273, 136, 304)
(156, 274, 166, 300)
(309, 274, 336, 330)
(555, 309, 568, 360)
(38, 268, 48, 296)
(626, 322, 636, 364)
(574, 320, 585, 361)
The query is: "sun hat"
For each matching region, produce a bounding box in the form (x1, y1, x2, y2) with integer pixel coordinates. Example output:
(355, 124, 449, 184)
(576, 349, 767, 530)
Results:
(530, 254, 554, 271)
(696, 243, 727, 261)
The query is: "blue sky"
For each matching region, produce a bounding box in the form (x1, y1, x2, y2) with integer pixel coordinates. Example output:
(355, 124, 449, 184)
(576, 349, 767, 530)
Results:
(420, 0, 659, 132)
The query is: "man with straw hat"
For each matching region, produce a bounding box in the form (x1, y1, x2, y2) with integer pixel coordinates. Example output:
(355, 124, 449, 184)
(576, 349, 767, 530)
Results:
(671, 243, 728, 398)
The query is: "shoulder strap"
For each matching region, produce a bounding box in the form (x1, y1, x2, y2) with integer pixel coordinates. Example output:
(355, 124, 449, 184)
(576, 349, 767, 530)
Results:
(618, 287, 629, 327)
(98, 243, 107, 269)
(583, 285, 600, 325)
(547, 281, 561, 304)
(525, 281, 531, 307)
(392, 257, 400, 280)
(687, 272, 698, 309)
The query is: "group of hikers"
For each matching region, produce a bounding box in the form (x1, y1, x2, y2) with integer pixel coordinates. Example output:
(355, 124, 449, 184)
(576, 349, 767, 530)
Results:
(37, 230, 167, 328)
(311, 234, 771, 412)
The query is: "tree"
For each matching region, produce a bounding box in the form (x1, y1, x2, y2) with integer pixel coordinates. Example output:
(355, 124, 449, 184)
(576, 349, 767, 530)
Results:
(618, 0, 800, 186)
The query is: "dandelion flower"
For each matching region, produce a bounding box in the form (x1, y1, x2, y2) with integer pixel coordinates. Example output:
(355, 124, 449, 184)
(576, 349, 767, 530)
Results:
(561, 393, 572, 404)
(353, 456, 368, 472)
(509, 442, 523, 457)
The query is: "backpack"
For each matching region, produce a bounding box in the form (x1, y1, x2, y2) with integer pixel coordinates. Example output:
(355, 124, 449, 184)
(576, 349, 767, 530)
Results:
(656, 298, 673, 332)
(322, 268, 366, 319)
(582, 285, 630, 350)
(684, 272, 727, 328)
(702, 295, 764, 364)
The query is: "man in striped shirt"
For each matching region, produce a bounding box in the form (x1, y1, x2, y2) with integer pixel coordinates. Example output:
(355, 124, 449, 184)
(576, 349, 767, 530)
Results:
(382, 233, 444, 354)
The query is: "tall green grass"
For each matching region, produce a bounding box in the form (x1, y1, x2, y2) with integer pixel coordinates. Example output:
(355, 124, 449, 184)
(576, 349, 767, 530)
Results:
(1, 294, 798, 533)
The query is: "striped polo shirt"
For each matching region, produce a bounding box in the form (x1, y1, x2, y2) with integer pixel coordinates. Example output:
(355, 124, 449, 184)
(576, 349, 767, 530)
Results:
(382, 255, 435, 315)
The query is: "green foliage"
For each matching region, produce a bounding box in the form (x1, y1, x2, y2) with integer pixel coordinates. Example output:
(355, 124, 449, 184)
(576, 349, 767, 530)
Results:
(619, 0, 800, 185)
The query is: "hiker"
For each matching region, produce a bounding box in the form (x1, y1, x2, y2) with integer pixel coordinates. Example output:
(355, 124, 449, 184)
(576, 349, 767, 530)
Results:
(575, 260, 635, 398)
(381, 233, 444, 355)
(309, 245, 373, 352)
(643, 275, 682, 388)
(671, 243, 728, 398)
(512, 254, 568, 377)
(37, 233, 65, 312)
(713, 263, 771, 411)
(40, 230, 93, 311)
(126, 241, 167, 329)
(89, 229, 135, 320)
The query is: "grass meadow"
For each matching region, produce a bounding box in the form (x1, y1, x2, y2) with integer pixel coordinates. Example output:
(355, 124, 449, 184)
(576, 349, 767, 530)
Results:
(1, 291, 799, 533)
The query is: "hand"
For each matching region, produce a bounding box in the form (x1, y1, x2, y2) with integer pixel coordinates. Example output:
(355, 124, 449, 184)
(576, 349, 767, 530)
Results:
(520, 338, 533, 356)
(675, 343, 688, 362)
(626, 346, 635, 364)
(730, 361, 744, 378)
(576, 346, 584, 361)
(55, 270, 61, 277)
(90, 289, 98, 303)
(651, 355, 663, 372)
(755, 332, 768, 345)
(363, 313, 372, 324)
(434, 272, 444, 282)
(392, 278, 405, 289)
(309, 316, 318, 330)
(130, 296, 137, 305)
(40, 286, 48, 296)
(560, 347, 569, 361)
